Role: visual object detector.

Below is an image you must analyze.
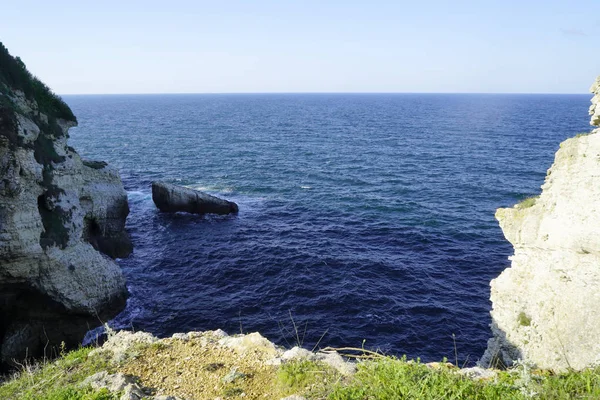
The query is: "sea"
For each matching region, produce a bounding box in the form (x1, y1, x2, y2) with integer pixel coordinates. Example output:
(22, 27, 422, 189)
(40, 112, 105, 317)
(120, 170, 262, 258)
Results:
(65, 93, 591, 365)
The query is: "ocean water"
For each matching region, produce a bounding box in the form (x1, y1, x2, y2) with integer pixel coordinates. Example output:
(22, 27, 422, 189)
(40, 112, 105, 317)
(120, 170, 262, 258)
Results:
(65, 93, 591, 364)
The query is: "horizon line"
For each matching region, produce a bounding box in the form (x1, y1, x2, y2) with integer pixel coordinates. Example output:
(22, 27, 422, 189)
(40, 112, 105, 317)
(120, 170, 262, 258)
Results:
(60, 91, 590, 96)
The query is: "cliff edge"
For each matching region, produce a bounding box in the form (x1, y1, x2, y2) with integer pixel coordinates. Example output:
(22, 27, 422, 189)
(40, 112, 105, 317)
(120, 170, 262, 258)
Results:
(0, 43, 132, 366)
(481, 77, 600, 371)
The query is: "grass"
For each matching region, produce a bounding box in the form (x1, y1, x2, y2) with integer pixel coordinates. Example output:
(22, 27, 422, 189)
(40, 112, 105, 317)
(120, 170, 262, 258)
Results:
(4, 340, 600, 399)
(325, 356, 600, 400)
(278, 359, 341, 398)
(329, 357, 520, 399)
(0, 346, 118, 400)
(516, 196, 538, 209)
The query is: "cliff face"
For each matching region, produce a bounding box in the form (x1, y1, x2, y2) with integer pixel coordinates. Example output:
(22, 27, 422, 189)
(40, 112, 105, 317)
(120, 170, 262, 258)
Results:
(0, 44, 131, 365)
(481, 78, 600, 371)
(590, 77, 600, 126)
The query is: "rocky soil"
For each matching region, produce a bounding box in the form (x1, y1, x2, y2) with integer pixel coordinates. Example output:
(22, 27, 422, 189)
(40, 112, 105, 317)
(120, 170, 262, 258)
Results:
(84, 329, 355, 400)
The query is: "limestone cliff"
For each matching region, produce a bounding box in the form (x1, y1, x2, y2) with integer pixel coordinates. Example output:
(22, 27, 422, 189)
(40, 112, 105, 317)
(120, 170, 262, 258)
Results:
(590, 77, 600, 126)
(481, 77, 600, 371)
(0, 43, 131, 365)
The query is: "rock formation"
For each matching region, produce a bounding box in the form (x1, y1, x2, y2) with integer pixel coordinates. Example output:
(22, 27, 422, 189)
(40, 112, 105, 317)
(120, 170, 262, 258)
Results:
(0, 43, 131, 366)
(481, 77, 600, 371)
(590, 76, 600, 126)
(152, 181, 239, 215)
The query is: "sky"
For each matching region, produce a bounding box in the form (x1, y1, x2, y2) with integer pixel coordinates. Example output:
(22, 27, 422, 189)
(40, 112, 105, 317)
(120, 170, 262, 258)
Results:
(2, 0, 599, 94)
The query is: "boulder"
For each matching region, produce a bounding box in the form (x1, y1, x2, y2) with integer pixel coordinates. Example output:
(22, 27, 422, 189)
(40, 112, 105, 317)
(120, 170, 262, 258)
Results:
(152, 181, 238, 215)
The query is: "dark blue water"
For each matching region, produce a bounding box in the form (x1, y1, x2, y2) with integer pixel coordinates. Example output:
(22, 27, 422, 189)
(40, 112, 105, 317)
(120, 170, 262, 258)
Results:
(65, 94, 591, 365)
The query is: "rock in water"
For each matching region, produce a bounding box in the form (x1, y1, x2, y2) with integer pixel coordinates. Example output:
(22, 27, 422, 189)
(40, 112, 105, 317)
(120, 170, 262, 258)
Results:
(481, 77, 600, 371)
(0, 43, 131, 366)
(152, 181, 239, 215)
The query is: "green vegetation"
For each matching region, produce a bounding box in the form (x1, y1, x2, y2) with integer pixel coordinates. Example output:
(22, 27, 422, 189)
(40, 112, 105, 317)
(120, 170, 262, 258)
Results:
(0, 42, 76, 122)
(278, 359, 341, 398)
(0, 44, 78, 249)
(324, 357, 600, 400)
(516, 196, 538, 209)
(518, 312, 532, 327)
(574, 131, 594, 138)
(4, 343, 600, 399)
(0, 346, 118, 400)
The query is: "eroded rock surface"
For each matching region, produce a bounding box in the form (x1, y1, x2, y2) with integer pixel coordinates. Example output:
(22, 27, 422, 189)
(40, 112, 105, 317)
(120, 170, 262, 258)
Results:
(590, 76, 600, 127)
(0, 44, 131, 366)
(152, 181, 239, 215)
(481, 78, 600, 371)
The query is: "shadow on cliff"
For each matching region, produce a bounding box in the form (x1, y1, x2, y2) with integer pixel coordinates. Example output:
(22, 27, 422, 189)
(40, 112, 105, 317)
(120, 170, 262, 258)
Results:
(480, 321, 524, 370)
(0, 282, 126, 373)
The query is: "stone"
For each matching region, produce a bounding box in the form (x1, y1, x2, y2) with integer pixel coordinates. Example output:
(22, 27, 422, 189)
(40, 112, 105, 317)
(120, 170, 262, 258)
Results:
(218, 332, 280, 357)
(211, 329, 229, 339)
(90, 329, 158, 363)
(269, 345, 356, 376)
(152, 181, 238, 215)
(171, 333, 190, 341)
(481, 85, 600, 371)
(315, 351, 356, 376)
(458, 367, 497, 381)
(82, 371, 184, 400)
(281, 346, 313, 361)
(82, 371, 145, 398)
(0, 45, 131, 367)
(221, 367, 247, 383)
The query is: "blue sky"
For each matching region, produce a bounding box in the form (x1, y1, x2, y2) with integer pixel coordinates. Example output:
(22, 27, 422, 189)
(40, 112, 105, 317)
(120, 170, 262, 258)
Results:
(2, 0, 599, 94)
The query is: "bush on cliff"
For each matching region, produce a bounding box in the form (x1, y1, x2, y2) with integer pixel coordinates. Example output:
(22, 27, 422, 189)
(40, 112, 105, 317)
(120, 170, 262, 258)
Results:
(516, 195, 538, 209)
(0, 42, 76, 122)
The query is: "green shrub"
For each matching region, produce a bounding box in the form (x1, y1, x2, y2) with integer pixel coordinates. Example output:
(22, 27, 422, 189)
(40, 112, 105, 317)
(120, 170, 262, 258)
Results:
(0, 42, 76, 122)
(516, 196, 538, 209)
(517, 312, 532, 327)
(575, 131, 594, 138)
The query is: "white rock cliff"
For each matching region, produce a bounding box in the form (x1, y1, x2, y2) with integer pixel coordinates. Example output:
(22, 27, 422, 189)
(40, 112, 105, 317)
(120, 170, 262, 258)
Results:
(481, 77, 600, 371)
(590, 76, 600, 126)
(0, 46, 131, 366)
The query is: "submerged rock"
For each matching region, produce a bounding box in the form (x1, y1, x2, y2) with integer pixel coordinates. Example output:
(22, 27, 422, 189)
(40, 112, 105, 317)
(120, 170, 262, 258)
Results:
(0, 43, 131, 366)
(481, 77, 600, 371)
(152, 181, 239, 215)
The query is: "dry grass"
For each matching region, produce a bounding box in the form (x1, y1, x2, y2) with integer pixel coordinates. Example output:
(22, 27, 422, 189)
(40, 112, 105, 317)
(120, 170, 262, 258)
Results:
(119, 334, 288, 399)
